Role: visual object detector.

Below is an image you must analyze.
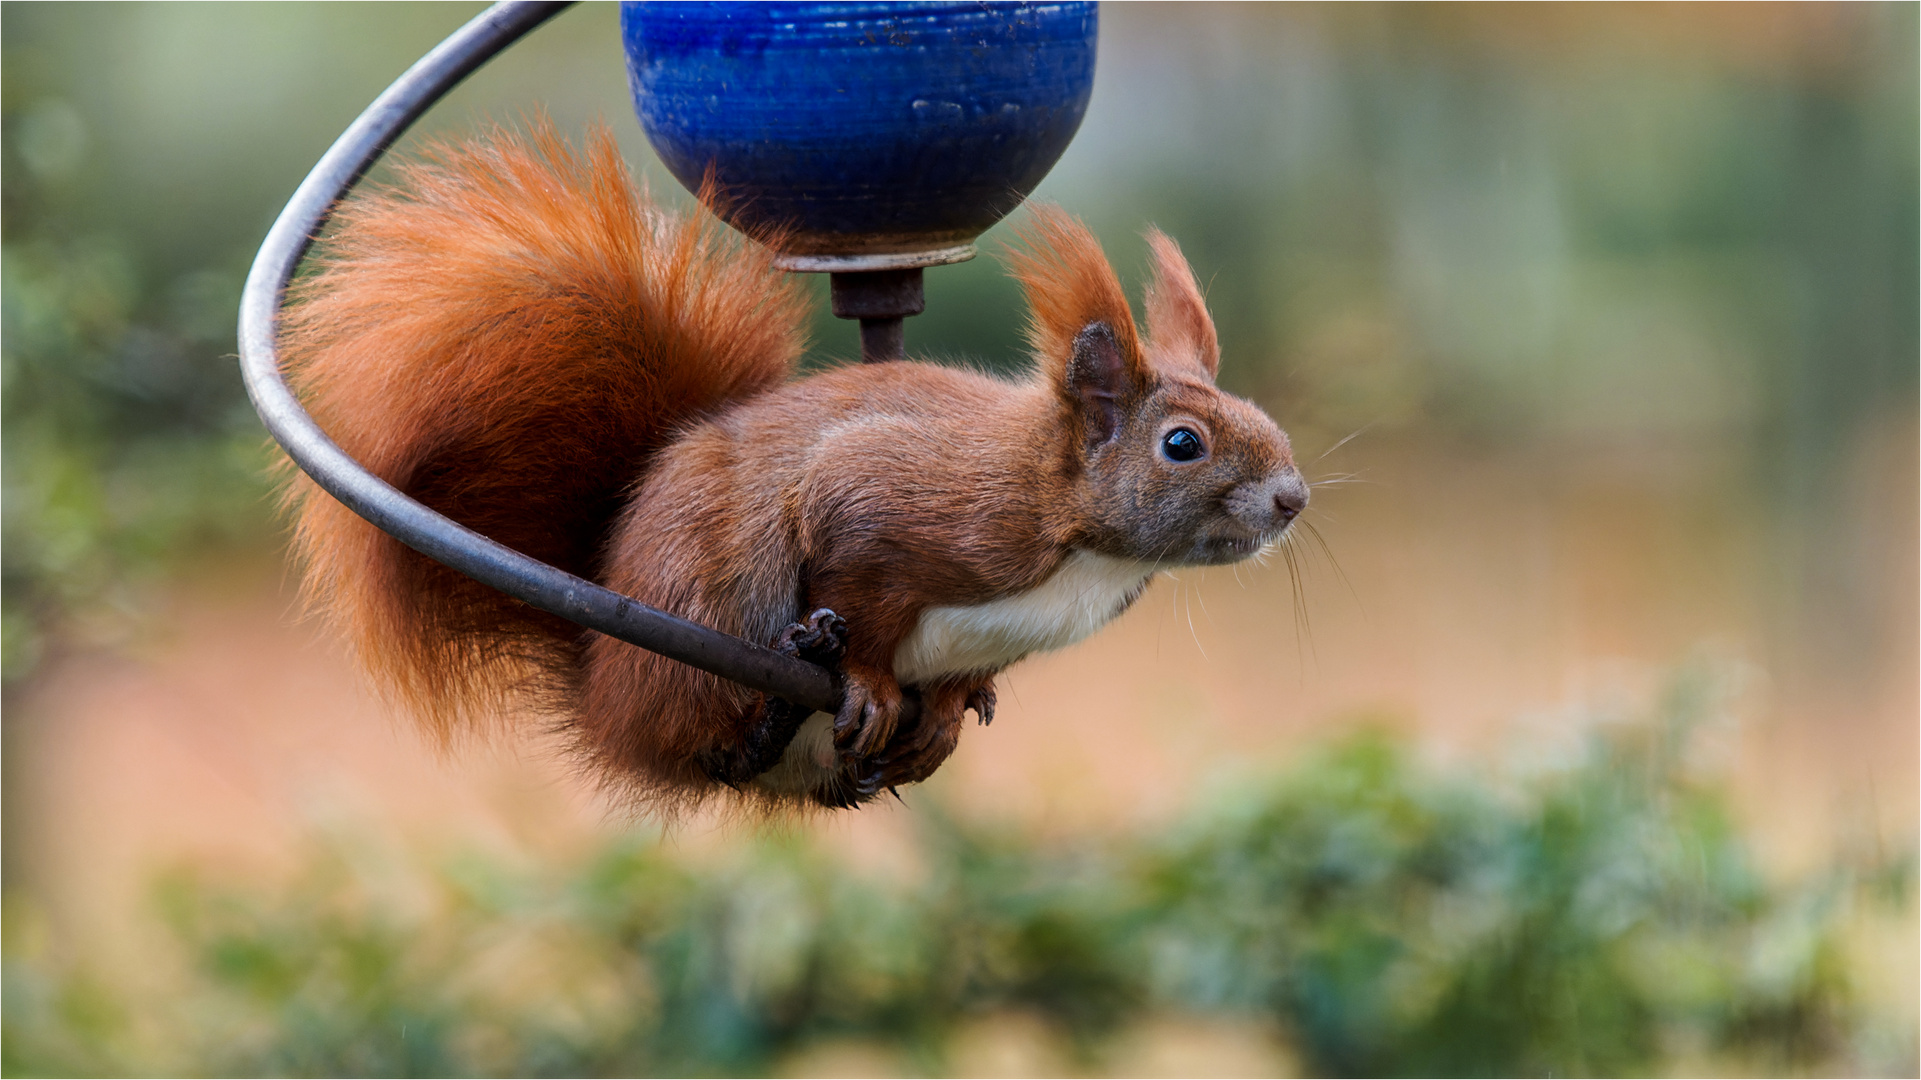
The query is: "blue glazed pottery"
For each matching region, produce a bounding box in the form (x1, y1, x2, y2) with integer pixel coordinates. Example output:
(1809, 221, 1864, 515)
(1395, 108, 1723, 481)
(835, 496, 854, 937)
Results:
(621, 1, 1098, 270)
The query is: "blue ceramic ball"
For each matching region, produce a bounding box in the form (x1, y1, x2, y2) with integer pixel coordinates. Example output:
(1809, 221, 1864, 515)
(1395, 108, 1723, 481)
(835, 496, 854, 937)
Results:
(621, 1, 1098, 268)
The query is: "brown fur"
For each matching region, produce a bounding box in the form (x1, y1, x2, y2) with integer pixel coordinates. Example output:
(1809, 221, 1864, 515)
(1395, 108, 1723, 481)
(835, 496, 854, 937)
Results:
(281, 121, 807, 741)
(283, 124, 1305, 813)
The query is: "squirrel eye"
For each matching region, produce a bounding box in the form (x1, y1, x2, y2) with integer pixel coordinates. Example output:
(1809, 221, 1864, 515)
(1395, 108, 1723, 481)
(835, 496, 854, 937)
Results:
(1160, 427, 1206, 463)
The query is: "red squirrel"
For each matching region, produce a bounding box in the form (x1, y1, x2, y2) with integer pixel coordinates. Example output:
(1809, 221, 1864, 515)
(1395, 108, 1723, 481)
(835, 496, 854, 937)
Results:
(281, 122, 1308, 811)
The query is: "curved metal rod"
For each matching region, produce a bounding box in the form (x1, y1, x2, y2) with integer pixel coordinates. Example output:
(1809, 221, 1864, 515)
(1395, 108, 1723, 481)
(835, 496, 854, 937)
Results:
(237, 0, 843, 715)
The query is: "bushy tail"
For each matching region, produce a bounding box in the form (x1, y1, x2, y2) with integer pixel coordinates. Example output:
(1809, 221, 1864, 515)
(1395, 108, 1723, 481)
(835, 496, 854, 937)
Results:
(279, 120, 809, 740)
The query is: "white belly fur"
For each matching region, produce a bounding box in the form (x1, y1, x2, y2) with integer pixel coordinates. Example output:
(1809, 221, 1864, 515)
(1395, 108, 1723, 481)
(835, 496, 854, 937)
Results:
(752, 713, 840, 795)
(752, 550, 1157, 795)
(893, 549, 1159, 686)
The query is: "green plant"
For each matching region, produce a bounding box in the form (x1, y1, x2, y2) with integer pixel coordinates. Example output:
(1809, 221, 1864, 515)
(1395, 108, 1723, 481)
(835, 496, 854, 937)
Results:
(3, 668, 1911, 1078)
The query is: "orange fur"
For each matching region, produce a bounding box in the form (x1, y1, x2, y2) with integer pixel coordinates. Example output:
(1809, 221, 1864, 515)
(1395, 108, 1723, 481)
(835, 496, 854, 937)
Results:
(1004, 205, 1146, 385)
(281, 125, 1304, 814)
(282, 120, 807, 741)
(1142, 228, 1220, 379)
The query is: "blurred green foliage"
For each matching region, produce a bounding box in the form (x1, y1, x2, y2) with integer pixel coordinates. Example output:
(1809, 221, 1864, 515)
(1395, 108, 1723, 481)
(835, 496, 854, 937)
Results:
(5, 669, 1912, 1078)
(0, 3, 616, 681)
(0, 116, 271, 677)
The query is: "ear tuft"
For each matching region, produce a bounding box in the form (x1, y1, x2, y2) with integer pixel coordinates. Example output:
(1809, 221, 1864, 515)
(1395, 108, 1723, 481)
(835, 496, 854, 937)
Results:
(1004, 205, 1145, 389)
(1142, 228, 1220, 380)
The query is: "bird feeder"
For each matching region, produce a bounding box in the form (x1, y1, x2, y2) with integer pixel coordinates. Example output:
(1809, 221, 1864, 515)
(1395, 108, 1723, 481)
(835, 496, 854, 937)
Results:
(626, 1, 1094, 361)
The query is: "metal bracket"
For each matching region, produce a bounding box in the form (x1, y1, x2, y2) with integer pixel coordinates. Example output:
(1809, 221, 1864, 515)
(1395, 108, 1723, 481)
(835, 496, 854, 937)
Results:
(237, 0, 860, 719)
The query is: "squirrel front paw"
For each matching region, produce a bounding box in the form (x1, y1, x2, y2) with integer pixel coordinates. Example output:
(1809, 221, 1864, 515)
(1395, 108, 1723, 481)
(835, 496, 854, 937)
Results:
(833, 661, 902, 760)
(700, 608, 850, 788)
(772, 608, 848, 667)
(965, 681, 996, 726)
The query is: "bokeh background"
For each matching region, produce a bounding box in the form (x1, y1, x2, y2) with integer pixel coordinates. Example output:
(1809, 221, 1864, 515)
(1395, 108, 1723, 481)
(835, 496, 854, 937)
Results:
(3, 3, 1915, 1076)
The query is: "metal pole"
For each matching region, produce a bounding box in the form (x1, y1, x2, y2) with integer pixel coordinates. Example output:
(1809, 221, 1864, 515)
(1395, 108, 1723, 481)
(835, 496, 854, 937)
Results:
(237, 0, 848, 716)
(830, 268, 925, 363)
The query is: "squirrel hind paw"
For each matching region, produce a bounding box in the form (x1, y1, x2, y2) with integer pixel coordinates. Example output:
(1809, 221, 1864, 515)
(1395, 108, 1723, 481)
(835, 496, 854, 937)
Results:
(867, 683, 969, 788)
(700, 695, 814, 788)
(832, 665, 902, 759)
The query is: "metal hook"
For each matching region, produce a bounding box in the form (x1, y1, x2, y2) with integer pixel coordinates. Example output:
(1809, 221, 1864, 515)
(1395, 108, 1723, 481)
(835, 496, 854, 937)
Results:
(237, 0, 883, 723)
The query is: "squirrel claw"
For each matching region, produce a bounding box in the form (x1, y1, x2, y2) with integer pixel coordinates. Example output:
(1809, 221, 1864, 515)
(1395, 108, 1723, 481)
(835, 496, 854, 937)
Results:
(858, 679, 978, 791)
(832, 666, 901, 760)
(850, 762, 887, 801)
(773, 608, 847, 667)
(966, 682, 997, 726)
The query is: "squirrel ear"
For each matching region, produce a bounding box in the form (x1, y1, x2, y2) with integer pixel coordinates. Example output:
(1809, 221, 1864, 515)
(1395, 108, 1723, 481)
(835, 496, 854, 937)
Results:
(1142, 228, 1220, 381)
(1066, 322, 1128, 445)
(1005, 204, 1148, 407)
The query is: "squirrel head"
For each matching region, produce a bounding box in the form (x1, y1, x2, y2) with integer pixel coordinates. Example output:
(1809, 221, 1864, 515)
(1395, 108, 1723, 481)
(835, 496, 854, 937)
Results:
(1010, 208, 1307, 567)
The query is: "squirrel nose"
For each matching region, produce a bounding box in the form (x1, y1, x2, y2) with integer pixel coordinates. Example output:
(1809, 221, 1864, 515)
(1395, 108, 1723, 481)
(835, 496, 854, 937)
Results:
(1272, 470, 1309, 524)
